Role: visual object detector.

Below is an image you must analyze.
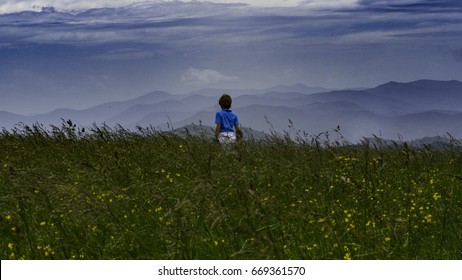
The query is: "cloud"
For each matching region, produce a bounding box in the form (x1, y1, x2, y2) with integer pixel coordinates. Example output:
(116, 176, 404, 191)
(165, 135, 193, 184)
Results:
(2, 0, 458, 48)
(0, 0, 139, 14)
(198, 0, 303, 7)
(2, 0, 462, 15)
(300, 0, 357, 9)
(356, 0, 462, 11)
(92, 48, 174, 61)
(0, 1, 307, 14)
(181, 67, 238, 86)
(0, 1, 254, 47)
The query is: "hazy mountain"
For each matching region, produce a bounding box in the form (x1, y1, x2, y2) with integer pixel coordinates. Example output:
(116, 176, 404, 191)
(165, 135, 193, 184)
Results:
(260, 91, 308, 100)
(392, 111, 462, 139)
(233, 93, 306, 108)
(178, 94, 217, 109)
(265, 84, 329, 95)
(132, 111, 195, 130)
(293, 90, 416, 116)
(182, 83, 329, 97)
(368, 80, 462, 112)
(172, 80, 462, 141)
(1, 80, 461, 142)
(107, 100, 190, 126)
(33, 90, 175, 126)
(0, 111, 28, 129)
(170, 101, 390, 142)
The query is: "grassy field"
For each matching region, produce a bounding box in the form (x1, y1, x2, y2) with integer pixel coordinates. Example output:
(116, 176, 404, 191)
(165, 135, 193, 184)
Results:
(1, 122, 461, 260)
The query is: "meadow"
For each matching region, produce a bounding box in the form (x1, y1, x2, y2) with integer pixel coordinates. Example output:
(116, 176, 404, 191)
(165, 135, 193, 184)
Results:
(1, 121, 461, 260)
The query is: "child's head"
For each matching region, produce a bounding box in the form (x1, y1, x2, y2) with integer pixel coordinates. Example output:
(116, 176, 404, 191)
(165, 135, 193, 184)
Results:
(219, 94, 232, 109)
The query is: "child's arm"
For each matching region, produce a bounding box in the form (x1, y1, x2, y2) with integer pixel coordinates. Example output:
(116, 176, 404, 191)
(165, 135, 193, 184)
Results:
(235, 124, 243, 140)
(215, 124, 221, 141)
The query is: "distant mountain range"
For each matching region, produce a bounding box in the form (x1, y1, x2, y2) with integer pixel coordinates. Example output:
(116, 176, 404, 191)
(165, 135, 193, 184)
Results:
(1, 79, 462, 142)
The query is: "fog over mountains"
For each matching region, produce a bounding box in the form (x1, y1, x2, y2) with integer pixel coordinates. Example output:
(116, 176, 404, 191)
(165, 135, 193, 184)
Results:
(1, 79, 461, 142)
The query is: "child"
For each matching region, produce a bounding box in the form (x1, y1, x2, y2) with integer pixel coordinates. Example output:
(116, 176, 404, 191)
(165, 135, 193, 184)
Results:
(215, 94, 243, 144)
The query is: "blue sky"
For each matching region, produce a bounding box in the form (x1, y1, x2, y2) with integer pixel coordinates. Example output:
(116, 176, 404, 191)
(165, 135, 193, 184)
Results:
(1, 0, 462, 114)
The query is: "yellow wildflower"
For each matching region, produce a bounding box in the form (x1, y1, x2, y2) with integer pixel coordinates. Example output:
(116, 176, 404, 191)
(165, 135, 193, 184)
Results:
(425, 214, 432, 223)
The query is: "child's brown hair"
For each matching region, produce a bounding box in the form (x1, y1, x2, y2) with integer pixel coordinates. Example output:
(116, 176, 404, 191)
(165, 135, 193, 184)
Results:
(219, 94, 232, 109)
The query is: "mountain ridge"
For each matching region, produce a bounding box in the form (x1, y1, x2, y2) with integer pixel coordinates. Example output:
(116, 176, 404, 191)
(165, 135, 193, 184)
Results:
(1, 79, 461, 142)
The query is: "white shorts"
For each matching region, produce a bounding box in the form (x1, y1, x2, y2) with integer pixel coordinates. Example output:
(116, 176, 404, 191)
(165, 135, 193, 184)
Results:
(218, 132, 236, 144)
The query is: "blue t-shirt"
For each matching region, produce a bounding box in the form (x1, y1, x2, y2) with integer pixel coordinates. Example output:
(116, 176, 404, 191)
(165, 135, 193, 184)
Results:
(215, 109, 239, 132)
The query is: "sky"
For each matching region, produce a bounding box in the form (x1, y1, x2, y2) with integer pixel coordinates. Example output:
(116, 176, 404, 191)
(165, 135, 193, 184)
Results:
(1, 0, 462, 114)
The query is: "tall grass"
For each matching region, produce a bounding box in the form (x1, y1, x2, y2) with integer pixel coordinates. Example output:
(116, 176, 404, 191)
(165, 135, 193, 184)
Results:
(1, 122, 461, 259)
